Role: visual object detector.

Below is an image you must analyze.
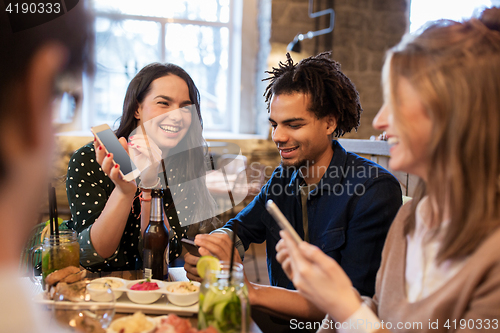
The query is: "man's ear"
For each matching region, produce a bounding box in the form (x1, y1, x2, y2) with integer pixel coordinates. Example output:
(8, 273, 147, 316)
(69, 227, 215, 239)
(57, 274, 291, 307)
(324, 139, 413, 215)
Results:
(326, 115, 337, 136)
(24, 43, 68, 149)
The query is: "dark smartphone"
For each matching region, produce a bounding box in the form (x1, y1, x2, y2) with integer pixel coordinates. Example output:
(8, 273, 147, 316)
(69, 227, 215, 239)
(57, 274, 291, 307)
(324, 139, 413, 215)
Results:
(91, 124, 140, 181)
(181, 238, 200, 256)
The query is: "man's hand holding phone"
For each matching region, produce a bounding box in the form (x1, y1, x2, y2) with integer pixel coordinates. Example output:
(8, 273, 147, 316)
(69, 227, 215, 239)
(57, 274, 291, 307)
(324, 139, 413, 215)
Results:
(183, 233, 243, 282)
(181, 238, 201, 256)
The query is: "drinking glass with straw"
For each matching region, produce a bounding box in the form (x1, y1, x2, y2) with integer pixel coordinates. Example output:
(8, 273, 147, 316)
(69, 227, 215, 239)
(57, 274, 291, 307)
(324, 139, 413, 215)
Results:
(198, 220, 250, 332)
(38, 185, 80, 289)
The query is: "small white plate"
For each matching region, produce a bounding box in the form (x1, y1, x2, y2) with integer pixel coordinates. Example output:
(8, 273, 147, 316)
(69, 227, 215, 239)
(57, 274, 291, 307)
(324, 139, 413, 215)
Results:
(164, 281, 200, 307)
(125, 279, 165, 305)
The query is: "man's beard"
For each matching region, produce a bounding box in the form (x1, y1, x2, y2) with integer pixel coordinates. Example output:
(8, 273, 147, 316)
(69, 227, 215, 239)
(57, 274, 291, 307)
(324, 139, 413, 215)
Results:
(280, 158, 309, 173)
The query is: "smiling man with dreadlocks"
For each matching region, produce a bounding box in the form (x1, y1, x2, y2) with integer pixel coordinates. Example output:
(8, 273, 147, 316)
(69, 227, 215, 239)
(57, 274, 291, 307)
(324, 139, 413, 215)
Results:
(184, 52, 402, 323)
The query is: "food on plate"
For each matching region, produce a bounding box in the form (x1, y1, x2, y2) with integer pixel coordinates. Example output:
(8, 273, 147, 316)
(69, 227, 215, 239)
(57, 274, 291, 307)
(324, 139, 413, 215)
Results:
(45, 266, 83, 286)
(59, 267, 87, 284)
(90, 278, 123, 289)
(166, 282, 199, 294)
(130, 280, 160, 291)
(125, 280, 164, 304)
(110, 312, 155, 333)
(164, 281, 200, 307)
(48, 280, 87, 302)
(156, 314, 217, 333)
(44, 266, 88, 300)
(87, 278, 122, 302)
(109, 314, 217, 333)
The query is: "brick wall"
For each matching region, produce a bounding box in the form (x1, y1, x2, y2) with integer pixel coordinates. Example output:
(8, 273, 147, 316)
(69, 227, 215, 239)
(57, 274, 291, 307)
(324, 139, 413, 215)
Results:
(270, 0, 408, 139)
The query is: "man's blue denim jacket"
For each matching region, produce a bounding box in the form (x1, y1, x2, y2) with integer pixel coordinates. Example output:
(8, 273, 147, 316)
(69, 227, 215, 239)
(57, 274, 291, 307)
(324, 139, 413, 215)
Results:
(223, 140, 402, 296)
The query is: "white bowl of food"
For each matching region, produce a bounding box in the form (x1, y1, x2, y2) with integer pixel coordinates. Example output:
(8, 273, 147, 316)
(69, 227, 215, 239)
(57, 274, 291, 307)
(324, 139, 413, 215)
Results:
(164, 281, 200, 307)
(125, 279, 165, 304)
(87, 277, 126, 302)
(108, 312, 156, 333)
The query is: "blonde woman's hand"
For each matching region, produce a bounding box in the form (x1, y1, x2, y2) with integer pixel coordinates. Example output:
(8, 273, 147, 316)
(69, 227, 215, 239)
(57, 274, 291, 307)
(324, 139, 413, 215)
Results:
(277, 230, 362, 322)
(93, 136, 137, 196)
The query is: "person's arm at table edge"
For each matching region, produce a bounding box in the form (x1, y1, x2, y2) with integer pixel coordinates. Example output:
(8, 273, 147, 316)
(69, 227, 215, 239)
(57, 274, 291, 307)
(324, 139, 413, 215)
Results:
(248, 282, 326, 321)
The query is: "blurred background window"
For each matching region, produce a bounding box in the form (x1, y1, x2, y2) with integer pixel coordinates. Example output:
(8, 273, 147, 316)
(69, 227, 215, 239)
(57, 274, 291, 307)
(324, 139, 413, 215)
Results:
(87, 0, 239, 132)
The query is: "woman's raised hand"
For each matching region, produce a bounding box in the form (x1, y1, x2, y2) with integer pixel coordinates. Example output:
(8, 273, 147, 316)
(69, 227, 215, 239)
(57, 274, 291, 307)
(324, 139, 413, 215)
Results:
(128, 133, 163, 188)
(276, 231, 362, 322)
(93, 136, 137, 196)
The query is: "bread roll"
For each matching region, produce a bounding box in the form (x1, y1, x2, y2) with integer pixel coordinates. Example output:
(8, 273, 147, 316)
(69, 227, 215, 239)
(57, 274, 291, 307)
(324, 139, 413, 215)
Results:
(45, 266, 81, 286)
(60, 268, 87, 284)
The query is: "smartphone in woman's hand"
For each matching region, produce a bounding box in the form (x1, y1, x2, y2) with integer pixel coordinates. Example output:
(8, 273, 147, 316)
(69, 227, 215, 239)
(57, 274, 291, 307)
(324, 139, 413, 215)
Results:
(91, 124, 141, 182)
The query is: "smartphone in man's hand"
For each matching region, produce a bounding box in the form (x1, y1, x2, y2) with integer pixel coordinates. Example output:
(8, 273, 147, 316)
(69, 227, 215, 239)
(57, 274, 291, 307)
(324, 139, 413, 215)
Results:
(181, 238, 201, 257)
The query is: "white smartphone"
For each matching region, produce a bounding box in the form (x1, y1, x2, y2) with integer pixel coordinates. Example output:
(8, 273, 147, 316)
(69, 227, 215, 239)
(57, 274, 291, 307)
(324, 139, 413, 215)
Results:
(91, 124, 141, 182)
(265, 200, 302, 244)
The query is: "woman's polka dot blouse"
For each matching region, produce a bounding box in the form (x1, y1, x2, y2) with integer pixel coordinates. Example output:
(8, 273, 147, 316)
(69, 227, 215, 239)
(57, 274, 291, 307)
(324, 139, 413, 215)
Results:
(66, 143, 189, 272)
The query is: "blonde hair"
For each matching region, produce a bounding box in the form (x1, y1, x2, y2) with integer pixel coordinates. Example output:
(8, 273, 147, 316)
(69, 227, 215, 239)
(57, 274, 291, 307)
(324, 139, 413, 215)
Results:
(384, 7, 500, 261)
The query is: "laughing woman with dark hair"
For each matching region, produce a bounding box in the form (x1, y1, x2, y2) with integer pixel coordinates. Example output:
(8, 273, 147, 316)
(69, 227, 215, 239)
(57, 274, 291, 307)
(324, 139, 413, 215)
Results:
(67, 63, 221, 272)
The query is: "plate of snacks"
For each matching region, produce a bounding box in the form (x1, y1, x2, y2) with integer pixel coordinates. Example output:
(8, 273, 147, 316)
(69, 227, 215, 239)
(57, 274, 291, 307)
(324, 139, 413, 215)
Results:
(107, 312, 156, 333)
(125, 279, 165, 304)
(164, 281, 200, 307)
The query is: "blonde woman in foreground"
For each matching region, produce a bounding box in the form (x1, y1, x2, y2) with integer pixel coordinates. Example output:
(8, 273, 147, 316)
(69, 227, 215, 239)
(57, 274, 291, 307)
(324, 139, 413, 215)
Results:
(276, 7, 500, 332)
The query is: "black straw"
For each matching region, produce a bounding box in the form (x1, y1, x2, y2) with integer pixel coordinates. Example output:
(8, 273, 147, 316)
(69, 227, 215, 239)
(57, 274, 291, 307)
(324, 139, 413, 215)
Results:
(48, 183, 55, 236)
(228, 220, 239, 284)
(51, 186, 59, 237)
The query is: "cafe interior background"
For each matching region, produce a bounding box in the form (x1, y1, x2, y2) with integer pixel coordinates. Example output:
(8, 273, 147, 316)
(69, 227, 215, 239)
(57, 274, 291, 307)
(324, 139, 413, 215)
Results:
(42, 0, 499, 283)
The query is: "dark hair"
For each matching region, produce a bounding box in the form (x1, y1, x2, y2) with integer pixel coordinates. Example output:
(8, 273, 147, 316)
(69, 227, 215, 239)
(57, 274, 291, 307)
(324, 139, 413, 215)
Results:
(115, 63, 202, 139)
(0, 2, 93, 179)
(116, 63, 219, 232)
(115, 63, 205, 185)
(264, 52, 362, 137)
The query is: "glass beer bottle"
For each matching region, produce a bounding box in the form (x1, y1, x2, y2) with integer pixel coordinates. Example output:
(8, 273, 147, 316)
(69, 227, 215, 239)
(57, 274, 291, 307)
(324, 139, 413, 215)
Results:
(143, 189, 169, 280)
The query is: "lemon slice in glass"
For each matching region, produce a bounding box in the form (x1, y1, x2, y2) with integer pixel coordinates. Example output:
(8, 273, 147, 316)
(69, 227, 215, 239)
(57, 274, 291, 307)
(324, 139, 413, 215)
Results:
(196, 256, 220, 279)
